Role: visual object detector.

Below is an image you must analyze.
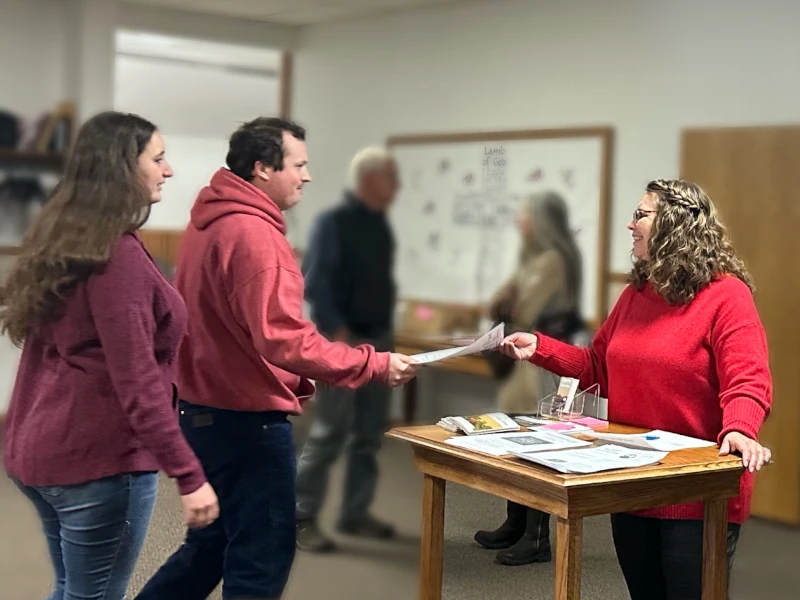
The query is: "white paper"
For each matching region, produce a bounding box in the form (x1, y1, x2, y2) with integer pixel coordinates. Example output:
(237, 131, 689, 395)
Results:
(445, 430, 591, 457)
(584, 430, 715, 452)
(560, 377, 580, 414)
(511, 444, 668, 474)
(412, 346, 465, 364)
(642, 430, 716, 451)
(411, 323, 505, 364)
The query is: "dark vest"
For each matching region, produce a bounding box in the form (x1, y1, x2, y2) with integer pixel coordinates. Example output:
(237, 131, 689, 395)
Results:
(331, 195, 396, 337)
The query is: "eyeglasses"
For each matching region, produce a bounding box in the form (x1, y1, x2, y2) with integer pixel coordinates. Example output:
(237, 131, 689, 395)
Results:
(632, 209, 657, 222)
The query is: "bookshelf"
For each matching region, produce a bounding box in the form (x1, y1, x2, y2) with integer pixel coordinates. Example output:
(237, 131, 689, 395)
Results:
(0, 149, 65, 171)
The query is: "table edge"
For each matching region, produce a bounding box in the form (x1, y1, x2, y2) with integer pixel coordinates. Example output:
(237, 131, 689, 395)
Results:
(387, 428, 745, 488)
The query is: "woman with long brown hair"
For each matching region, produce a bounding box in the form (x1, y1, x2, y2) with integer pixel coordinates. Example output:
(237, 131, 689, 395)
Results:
(498, 179, 772, 599)
(475, 190, 584, 566)
(1, 111, 218, 600)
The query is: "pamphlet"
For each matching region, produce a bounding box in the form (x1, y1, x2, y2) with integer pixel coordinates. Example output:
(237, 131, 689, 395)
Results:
(437, 412, 520, 436)
(555, 376, 580, 413)
(444, 430, 591, 457)
(510, 444, 668, 474)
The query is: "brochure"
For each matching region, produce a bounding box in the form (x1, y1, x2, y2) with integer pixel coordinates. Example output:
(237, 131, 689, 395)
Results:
(510, 444, 668, 474)
(444, 430, 591, 457)
(437, 412, 520, 436)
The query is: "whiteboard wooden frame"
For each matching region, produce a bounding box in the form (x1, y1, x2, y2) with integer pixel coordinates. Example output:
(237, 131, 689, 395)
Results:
(387, 126, 614, 325)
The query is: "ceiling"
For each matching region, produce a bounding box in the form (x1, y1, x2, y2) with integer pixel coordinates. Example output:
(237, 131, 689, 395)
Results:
(124, 0, 477, 25)
(116, 30, 283, 71)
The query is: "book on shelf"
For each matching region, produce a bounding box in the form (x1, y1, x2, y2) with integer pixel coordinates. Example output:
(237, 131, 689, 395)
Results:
(20, 101, 76, 154)
(437, 412, 520, 436)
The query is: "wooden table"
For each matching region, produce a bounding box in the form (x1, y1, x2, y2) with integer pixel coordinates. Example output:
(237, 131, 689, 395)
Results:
(394, 332, 493, 423)
(387, 424, 744, 600)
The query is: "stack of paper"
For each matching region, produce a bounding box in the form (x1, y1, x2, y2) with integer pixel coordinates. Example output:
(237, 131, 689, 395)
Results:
(531, 422, 593, 435)
(437, 412, 520, 435)
(511, 444, 668, 474)
(573, 417, 609, 429)
(444, 430, 591, 457)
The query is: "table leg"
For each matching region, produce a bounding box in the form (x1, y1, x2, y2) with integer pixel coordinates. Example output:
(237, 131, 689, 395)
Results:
(404, 376, 418, 424)
(554, 516, 583, 600)
(419, 474, 446, 600)
(702, 498, 729, 600)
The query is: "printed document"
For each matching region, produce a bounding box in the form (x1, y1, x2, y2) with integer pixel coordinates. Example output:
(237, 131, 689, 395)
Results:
(411, 323, 505, 364)
(445, 430, 591, 457)
(584, 430, 715, 452)
(511, 444, 668, 474)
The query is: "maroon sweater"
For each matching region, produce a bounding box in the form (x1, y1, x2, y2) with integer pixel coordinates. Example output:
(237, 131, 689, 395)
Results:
(3, 233, 206, 495)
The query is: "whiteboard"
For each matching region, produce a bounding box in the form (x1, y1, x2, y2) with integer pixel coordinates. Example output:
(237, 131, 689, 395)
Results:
(388, 129, 611, 323)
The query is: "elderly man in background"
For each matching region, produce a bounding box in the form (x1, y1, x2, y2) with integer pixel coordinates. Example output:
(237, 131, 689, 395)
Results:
(295, 147, 401, 552)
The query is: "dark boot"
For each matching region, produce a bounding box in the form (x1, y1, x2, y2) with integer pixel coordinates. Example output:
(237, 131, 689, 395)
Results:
(474, 501, 527, 550)
(296, 519, 336, 553)
(495, 509, 552, 566)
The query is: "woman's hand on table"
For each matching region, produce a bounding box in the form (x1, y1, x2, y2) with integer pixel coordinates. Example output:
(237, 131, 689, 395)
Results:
(498, 332, 538, 361)
(719, 432, 772, 472)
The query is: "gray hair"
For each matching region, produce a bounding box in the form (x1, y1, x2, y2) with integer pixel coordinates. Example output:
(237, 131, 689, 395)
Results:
(525, 191, 583, 309)
(348, 146, 394, 190)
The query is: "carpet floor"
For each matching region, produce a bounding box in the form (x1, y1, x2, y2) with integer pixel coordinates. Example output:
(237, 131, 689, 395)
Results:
(1, 415, 797, 599)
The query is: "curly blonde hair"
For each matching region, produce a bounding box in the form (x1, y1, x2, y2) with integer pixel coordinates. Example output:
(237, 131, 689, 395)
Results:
(629, 179, 754, 304)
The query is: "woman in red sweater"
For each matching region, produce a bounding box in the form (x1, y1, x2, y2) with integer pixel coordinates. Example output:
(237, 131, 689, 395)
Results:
(1, 112, 218, 600)
(498, 179, 772, 600)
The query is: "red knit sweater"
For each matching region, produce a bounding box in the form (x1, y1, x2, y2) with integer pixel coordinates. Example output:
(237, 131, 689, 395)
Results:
(531, 276, 771, 524)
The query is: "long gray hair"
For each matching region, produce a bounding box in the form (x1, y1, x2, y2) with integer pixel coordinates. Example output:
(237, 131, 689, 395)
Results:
(522, 190, 583, 309)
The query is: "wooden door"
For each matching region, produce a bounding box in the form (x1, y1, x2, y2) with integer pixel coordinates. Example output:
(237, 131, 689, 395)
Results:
(681, 125, 800, 524)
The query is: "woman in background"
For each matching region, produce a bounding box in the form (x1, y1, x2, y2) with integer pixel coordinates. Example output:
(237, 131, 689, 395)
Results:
(498, 179, 772, 599)
(475, 190, 583, 566)
(0, 111, 218, 600)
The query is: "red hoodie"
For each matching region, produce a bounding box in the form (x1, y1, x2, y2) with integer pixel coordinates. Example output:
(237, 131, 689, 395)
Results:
(173, 168, 391, 413)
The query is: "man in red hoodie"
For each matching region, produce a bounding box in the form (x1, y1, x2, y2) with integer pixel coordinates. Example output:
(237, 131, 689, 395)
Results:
(137, 118, 420, 600)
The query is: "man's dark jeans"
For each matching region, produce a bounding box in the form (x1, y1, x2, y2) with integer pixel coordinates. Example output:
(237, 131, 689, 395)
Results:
(136, 401, 296, 600)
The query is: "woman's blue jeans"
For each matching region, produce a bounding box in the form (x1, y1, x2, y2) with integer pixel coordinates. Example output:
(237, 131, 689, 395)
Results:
(14, 472, 158, 600)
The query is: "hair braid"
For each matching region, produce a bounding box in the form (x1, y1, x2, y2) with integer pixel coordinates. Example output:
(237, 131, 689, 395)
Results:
(629, 179, 754, 304)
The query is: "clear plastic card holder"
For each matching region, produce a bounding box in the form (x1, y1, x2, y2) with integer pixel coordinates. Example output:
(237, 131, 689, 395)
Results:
(538, 383, 600, 422)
